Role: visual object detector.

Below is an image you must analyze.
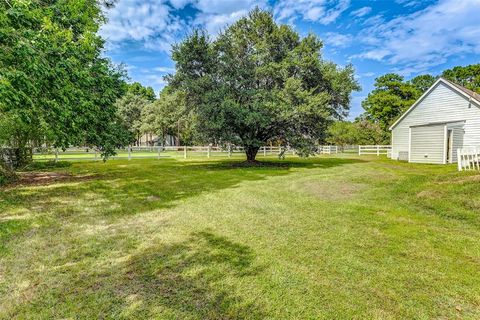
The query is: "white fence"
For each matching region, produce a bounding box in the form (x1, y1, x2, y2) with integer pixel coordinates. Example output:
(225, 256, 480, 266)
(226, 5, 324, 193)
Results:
(33, 146, 295, 162)
(457, 147, 480, 171)
(32, 144, 394, 162)
(318, 145, 338, 154)
(359, 145, 392, 157)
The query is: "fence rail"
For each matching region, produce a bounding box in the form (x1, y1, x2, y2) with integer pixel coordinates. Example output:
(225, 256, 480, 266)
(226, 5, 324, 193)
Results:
(30, 144, 391, 162)
(457, 147, 480, 171)
(358, 145, 392, 157)
(318, 145, 338, 154)
(32, 146, 296, 162)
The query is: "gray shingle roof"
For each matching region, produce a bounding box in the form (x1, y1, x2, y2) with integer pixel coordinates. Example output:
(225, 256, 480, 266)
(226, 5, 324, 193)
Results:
(441, 77, 480, 103)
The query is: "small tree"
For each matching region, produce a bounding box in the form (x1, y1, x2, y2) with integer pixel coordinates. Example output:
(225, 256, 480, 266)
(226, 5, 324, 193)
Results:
(327, 120, 388, 146)
(169, 9, 359, 162)
(116, 92, 150, 145)
(326, 121, 357, 146)
(141, 89, 186, 146)
(126, 82, 156, 102)
(354, 119, 388, 145)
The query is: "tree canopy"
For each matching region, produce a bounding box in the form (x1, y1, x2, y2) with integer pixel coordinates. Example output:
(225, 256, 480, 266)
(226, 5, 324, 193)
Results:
(140, 88, 194, 146)
(125, 82, 156, 102)
(361, 74, 424, 132)
(115, 92, 150, 144)
(441, 64, 480, 93)
(169, 9, 359, 161)
(327, 119, 387, 146)
(0, 0, 129, 168)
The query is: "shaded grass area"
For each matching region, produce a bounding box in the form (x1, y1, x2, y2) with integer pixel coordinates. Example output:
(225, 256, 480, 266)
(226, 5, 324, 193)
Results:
(1, 155, 480, 319)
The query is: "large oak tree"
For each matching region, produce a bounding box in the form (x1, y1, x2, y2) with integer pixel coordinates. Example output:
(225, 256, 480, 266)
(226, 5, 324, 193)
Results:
(169, 9, 359, 161)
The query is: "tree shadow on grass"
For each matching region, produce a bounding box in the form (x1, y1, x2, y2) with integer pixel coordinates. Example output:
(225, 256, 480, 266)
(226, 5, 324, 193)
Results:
(115, 231, 266, 319)
(11, 231, 267, 319)
(0, 157, 365, 221)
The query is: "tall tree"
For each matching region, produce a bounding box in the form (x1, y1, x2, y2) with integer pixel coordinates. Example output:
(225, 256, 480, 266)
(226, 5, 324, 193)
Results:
(361, 74, 420, 131)
(442, 64, 480, 93)
(0, 0, 129, 168)
(169, 9, 359, 161)
(410, 74, 436, 92)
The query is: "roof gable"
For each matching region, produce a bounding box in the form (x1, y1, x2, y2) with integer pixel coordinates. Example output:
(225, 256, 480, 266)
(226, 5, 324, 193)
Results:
(389, 78, 480, 130)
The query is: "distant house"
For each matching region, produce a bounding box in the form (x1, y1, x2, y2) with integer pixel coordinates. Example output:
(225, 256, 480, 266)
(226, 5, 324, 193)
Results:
(390, 78, 480, 164)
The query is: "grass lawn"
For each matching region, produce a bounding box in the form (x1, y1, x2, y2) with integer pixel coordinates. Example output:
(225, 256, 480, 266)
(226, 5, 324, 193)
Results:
(1, 155, 480, 319)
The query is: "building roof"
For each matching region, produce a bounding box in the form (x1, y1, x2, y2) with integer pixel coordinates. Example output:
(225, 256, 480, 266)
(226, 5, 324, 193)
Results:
(442, 78, 480, 103)
(389, 78, 480, 130)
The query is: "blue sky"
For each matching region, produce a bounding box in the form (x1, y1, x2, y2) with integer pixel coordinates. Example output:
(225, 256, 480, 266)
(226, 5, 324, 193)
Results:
(101, 0, 480, 119)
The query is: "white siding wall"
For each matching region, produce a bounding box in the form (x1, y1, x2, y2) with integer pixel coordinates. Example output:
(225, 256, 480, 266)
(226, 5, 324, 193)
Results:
(391, 82, 480, 163)
(410, 124, 445, 164)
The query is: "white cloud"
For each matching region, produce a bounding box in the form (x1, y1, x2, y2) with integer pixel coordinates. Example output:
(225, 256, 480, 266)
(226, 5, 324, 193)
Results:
(194, 0, 264, 14)
(101, 0, 270, 50)
(274, 0, 350, 25)
(153, 66, 176, 73)
(350, 6, 371, 18)
(324, 32, 353, 48)
(361, 72, 375, 77)
(100, 0, 185, 52)
(169, 0, 191, 9)
(352, 0, 480, 74)
(395, 0, 423, 8)
(192, 0, 268, 35)
(145, 74, 168, 87)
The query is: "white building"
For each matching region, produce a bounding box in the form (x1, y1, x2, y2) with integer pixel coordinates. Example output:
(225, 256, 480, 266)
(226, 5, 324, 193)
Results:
(390, 78, 480, 164)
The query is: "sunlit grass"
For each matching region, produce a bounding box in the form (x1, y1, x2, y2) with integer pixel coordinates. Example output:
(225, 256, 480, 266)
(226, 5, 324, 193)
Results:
(1, 155, 480, 319)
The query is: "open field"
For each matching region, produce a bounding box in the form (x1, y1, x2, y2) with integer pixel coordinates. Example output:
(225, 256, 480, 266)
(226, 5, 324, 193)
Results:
(1, 155, 480, 319)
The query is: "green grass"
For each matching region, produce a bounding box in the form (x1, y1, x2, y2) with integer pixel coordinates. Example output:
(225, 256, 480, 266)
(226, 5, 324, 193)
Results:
(1, 155, 480, 319)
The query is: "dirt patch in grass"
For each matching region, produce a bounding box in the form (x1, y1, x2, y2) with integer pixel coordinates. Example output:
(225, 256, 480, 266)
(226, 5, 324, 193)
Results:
(416, 190, 441, 199)
(7, 172, 98, 187)
(446, 174, 480, 185)
(302, 180, 365, 201)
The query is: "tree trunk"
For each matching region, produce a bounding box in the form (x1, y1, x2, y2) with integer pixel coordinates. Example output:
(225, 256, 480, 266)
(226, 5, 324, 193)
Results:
(245, 146, 259, 162)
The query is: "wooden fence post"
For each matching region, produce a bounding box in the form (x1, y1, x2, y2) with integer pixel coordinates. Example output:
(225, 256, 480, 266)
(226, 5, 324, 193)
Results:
(184, 146, 187, 159)
(157, 146, 161, 160)
(377, 145, 380, 156)
(207, 145, 211, 158)
(128, 146, 132, 160)
(55, 148, 59, 163)
(228, 144, 232, 158)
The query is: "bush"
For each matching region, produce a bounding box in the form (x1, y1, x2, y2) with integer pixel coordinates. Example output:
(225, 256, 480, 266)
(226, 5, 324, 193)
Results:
(0, 147, 32, 169)
(0, 163, 16, 186)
